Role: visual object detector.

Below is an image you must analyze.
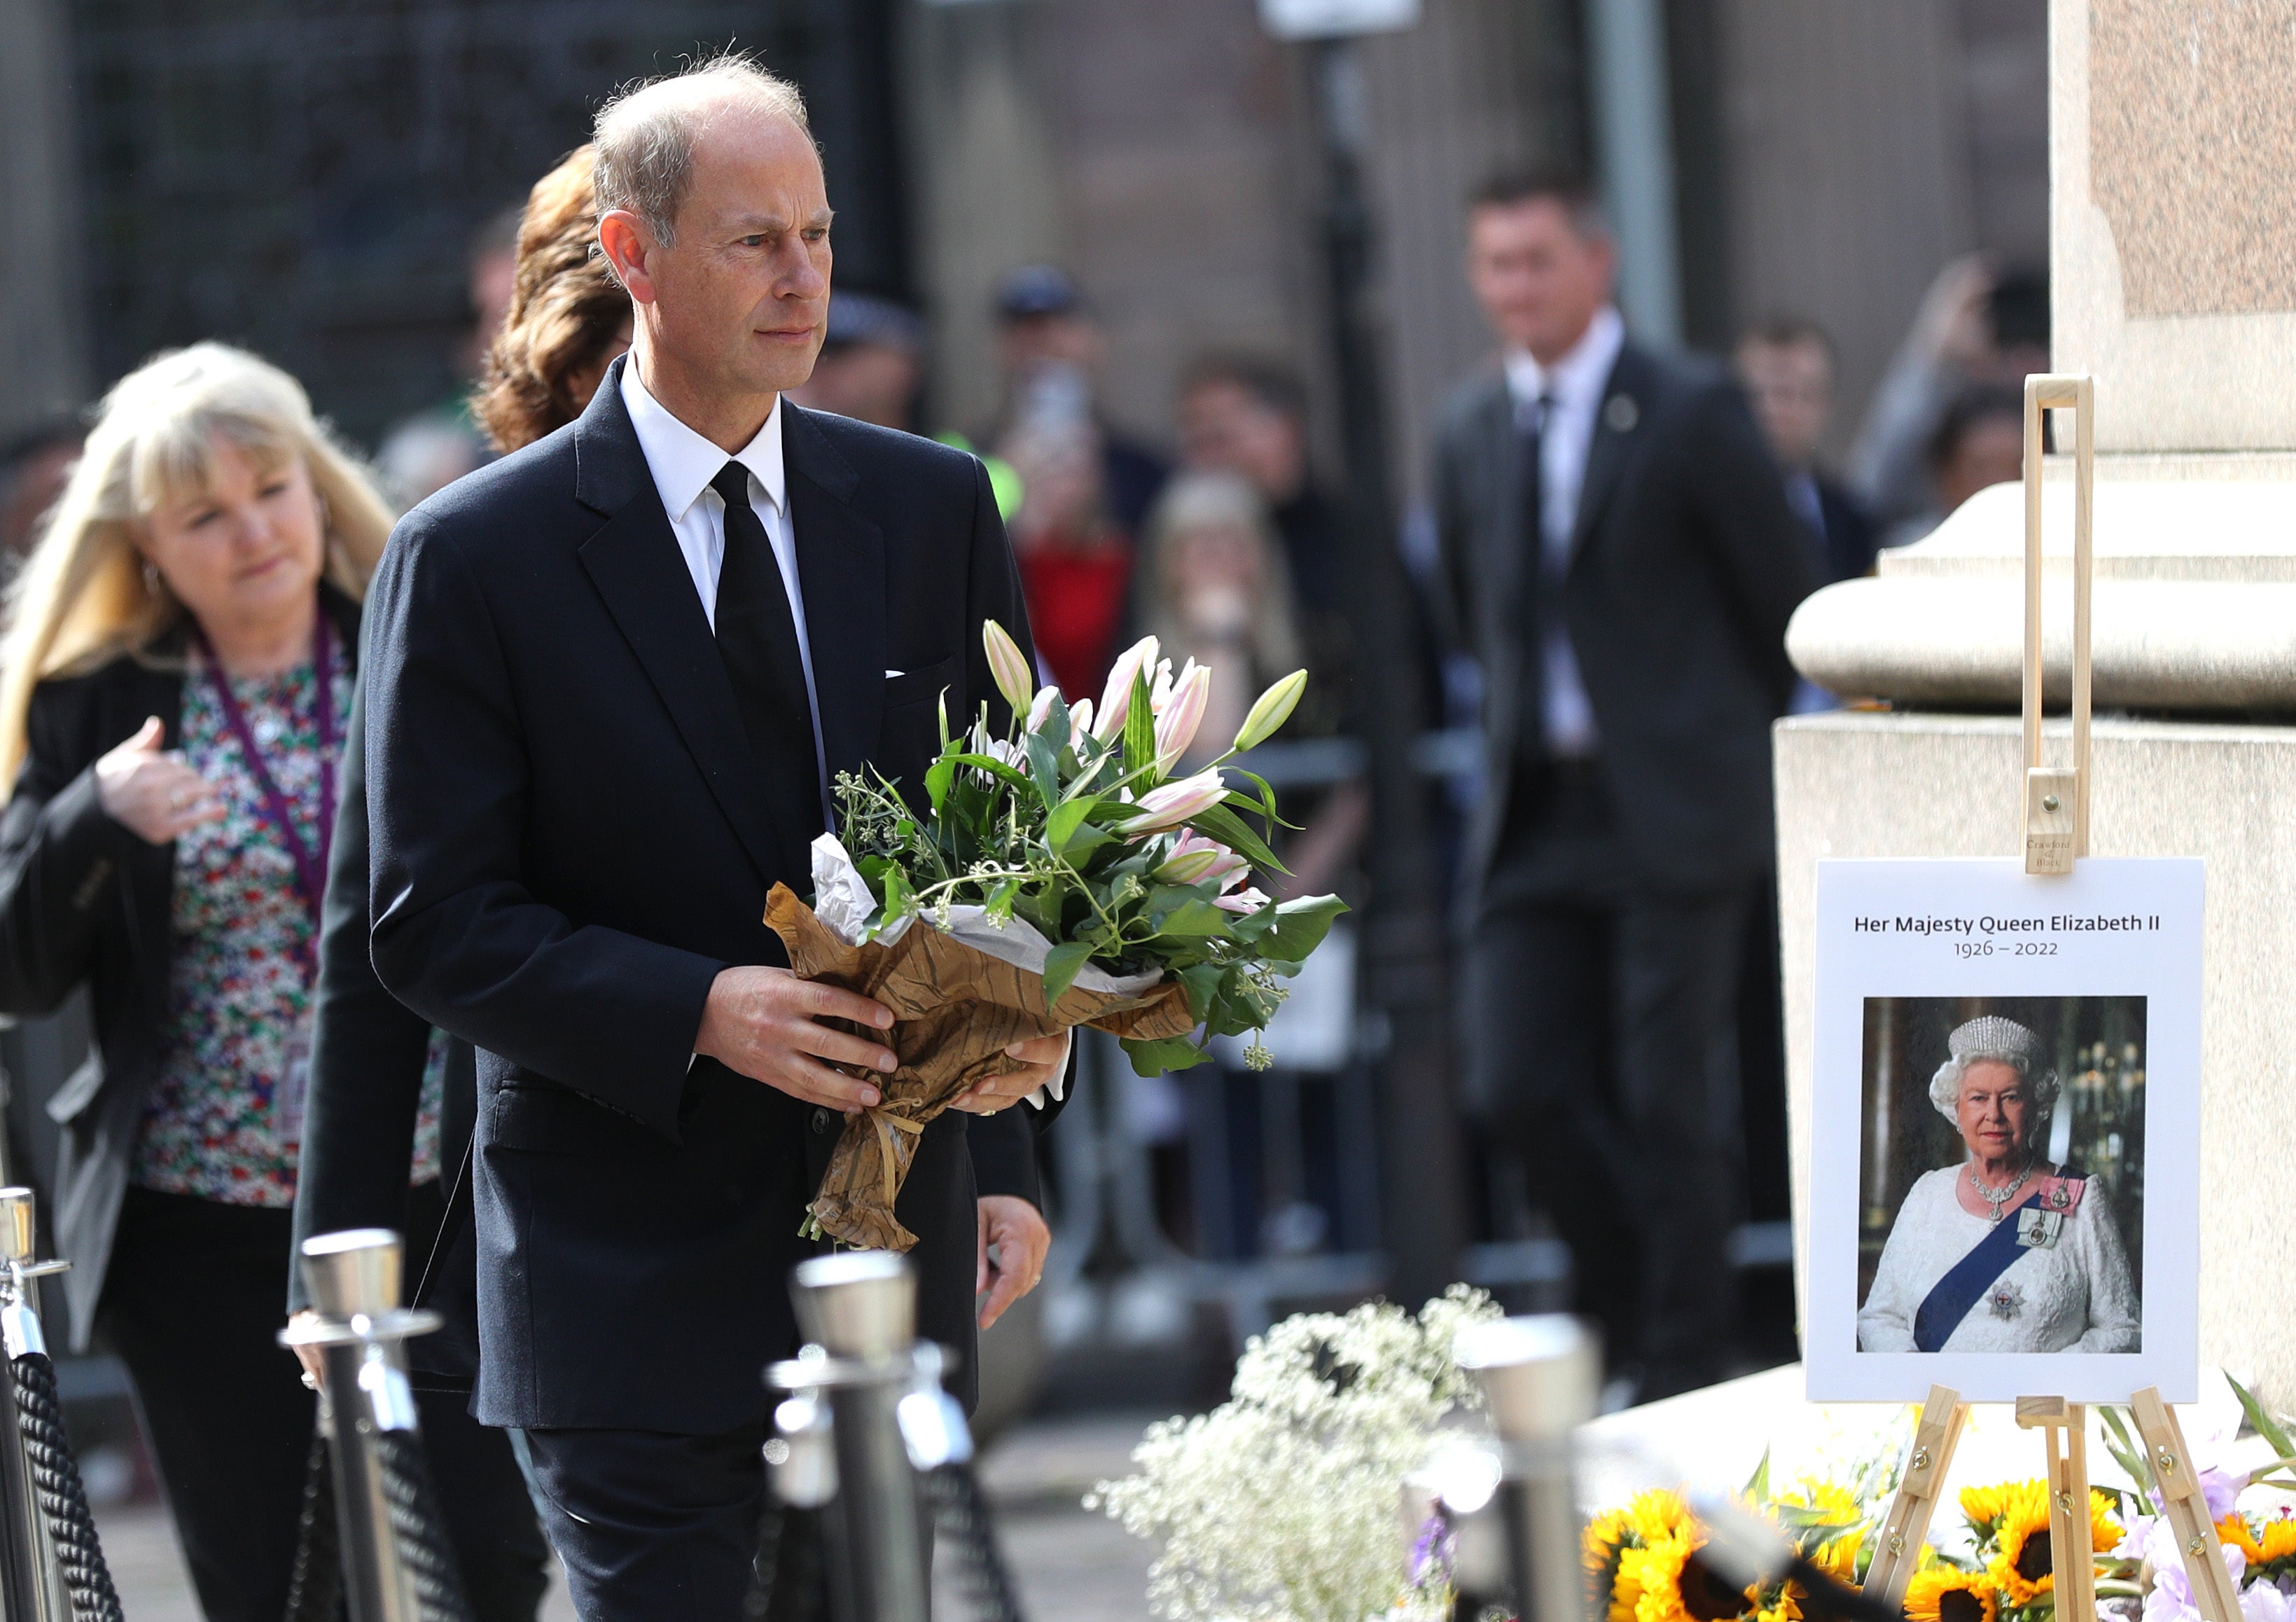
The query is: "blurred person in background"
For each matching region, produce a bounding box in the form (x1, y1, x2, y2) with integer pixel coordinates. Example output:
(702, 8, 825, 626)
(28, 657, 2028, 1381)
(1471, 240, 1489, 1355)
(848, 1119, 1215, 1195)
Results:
(1848, 256, 2050, 530)
(1433, 170, 1813, 1401)
(1735, 320, 1877, 587)
(0, 417, 84, 581)
(788, 289, 925, 431)
(289, 144, 635, 1622)
(375, 202, 524, 507)
(0, 343, 394, 1622)
(1879, 382, 2027, 551)
(1176, 354, 1353, 706)
(1131, 470, 1366, 1258)
(471, 144, 632, 455)
(1001, 389, 1132, 701)
(990, 264, 1167, 537)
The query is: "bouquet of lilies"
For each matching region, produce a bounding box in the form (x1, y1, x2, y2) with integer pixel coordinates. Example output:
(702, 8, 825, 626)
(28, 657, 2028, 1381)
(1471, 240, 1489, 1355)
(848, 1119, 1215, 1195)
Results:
(766, 621, 1344, 1249)
(823, 621, 1346, 1075)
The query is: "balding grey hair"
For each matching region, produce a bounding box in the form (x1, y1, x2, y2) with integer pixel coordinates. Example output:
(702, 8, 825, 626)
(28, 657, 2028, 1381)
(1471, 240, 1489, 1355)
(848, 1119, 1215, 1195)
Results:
(592, 55, 809, 247)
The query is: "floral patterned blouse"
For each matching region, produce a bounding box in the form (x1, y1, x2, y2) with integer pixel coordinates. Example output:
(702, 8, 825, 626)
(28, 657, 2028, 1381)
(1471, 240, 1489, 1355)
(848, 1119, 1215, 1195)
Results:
(130, 653, 443, 1207)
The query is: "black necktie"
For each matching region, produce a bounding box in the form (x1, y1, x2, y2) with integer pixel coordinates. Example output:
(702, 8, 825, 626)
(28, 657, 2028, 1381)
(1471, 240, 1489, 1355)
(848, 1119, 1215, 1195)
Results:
(709, 461, 823, 879)
(1519, 393, 1557, 761)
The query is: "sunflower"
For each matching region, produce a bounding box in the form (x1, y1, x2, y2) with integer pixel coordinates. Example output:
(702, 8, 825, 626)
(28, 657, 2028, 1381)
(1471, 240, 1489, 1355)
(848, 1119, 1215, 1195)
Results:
(1588, 1492, 1703, 1622)
(1905, 1566, 2001, 1622)
(1775, 1481, 1867, 1583)
(1984, 1483, 2123, 1605)
(1617, 1534, 1762, 1622)
(2219, 1512, 2296, 1575)
(1960, 1484, 2015, 1538)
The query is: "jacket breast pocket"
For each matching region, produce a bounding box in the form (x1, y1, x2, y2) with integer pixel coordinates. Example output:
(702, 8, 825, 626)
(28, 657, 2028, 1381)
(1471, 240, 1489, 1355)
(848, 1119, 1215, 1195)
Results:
(882, 657, 959, 710)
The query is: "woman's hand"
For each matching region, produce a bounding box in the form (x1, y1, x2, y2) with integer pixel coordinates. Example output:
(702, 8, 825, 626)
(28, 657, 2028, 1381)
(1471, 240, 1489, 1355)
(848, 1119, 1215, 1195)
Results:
(95, 716, 221, 844)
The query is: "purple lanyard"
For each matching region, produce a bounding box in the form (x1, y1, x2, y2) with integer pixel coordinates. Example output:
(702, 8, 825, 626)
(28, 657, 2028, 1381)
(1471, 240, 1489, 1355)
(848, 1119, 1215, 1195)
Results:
(193, 610, 337, 932)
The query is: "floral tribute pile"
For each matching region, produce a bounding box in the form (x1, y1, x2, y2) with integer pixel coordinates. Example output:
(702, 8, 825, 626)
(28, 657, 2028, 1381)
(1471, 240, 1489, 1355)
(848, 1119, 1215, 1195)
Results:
(1090, 1288, 1504, 1622)
(1582, 1375, 2296, 1622)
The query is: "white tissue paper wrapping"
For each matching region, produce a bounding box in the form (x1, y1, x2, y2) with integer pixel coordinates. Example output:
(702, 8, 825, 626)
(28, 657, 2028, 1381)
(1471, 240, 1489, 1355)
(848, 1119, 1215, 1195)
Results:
(809, 834, 1162, 1104)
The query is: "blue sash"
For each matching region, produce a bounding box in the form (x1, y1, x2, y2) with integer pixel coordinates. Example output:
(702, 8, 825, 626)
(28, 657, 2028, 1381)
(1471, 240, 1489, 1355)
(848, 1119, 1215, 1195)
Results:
(1912, 1188, 2046, 1352)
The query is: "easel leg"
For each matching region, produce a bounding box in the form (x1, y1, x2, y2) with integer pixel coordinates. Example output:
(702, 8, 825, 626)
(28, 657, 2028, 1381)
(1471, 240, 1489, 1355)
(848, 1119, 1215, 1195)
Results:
(2132, 1387, 2242, 1622)
(1865, 1385, 1969, 1607)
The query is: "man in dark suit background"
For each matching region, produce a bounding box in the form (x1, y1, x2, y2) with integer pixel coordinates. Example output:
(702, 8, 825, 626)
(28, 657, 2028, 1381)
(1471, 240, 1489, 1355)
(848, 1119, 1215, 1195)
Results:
(359, 57, 1069, 1618)
(1431, 172, 1815, 1401)
(1735, 319, 1879, 592)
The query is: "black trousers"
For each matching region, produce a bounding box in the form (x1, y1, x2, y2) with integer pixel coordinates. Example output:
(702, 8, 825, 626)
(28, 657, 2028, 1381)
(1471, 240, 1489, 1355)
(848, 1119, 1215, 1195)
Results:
(97, 1186, 550, 1622)
(522, 1422, 835, 1622)
(1469, 765, 1750, 1398)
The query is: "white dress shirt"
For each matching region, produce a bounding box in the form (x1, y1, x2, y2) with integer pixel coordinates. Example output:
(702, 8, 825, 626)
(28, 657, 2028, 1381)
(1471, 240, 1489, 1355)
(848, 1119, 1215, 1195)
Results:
(619, 361, 830, 812)
(1503, 303, 1624, 759)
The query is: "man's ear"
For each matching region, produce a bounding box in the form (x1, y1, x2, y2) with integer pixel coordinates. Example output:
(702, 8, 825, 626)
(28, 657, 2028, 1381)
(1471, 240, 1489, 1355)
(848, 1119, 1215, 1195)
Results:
(597, 210, 660, 305)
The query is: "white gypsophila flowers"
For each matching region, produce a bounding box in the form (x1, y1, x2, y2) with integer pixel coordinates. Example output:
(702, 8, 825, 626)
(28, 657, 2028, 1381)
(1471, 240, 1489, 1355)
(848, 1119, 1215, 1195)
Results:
(1088, 1287, 1502, 1622)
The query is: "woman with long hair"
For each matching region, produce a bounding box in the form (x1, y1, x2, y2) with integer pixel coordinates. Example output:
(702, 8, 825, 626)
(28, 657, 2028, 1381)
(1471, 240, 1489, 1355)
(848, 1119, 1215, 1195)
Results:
(471, 144, 632, 455)
(0, 341, 392, 1621)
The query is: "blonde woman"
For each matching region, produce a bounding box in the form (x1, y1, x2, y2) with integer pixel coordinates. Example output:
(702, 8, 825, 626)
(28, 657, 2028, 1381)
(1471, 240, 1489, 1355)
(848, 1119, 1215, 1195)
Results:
(0, 342, 394, 1622)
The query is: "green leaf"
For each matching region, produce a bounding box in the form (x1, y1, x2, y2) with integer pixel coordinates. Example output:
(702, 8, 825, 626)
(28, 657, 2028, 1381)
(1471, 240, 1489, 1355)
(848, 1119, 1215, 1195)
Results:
(1058, 824, 1115, 865)
(1153, 899, 1231, 937)
(1121, 1033, 1209, 1076)
(1041, 941, 1093, 1006)
(1024, 731, 1062, 813)
(1260, 894, 1348, 962)
(1745, 1448, 1772, 1502)
(1178, 963, 1225, 1023)
(945, 751, 1035, 795)
(2097, 1406, 2155, 1499)
(925, 753, 956, 814)
(1045, 796, 1100, 853)
(2231, 1373, 2296, 1460)
(1124, 666, 1156, 777)
(1184, 800, 1288, 876)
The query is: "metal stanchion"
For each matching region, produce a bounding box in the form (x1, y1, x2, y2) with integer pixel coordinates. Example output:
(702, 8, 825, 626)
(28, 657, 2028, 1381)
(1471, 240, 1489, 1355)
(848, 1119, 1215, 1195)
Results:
(1454, 1316, 1601, 1622)
(280, 1229, 461, 1622)
(0, 1189, 69, 1622)
(765, 1252, 1017, 1622)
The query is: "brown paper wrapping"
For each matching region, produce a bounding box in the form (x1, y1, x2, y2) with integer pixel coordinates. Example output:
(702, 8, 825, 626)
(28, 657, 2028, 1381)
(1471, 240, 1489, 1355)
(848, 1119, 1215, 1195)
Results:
(765, 882, 1197, 1251)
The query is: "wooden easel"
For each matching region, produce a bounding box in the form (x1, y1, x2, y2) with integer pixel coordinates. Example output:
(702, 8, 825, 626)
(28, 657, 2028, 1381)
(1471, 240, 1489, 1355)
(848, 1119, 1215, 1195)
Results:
(1860, 377, 2236, 1622)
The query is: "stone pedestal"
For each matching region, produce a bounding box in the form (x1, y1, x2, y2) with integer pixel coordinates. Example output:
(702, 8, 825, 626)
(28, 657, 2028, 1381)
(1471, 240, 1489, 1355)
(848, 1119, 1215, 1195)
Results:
(1777, 0, 2296, 1403)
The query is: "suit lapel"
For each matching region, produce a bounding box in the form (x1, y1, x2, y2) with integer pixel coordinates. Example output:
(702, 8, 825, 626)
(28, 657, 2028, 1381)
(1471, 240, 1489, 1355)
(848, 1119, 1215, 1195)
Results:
(1567, 345, 1655, 564)
(784, 406, 886, 793)
(572, 361, 783, 885)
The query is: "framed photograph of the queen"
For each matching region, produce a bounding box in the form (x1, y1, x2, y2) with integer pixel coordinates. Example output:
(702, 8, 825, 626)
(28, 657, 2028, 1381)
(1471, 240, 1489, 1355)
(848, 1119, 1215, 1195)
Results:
(1805, 858, 2203, 1403)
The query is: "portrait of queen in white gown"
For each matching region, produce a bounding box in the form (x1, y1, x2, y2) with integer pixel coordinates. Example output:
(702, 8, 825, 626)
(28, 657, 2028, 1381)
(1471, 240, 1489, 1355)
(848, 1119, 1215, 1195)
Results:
(1858, 1015, 2140, 1354)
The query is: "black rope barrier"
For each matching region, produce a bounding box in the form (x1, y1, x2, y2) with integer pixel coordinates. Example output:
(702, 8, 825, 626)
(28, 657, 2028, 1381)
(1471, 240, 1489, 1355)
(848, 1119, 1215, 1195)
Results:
(744, 1497, 828, 1622)
(923, 1461, 1024, 1622)
(283, 1432, 342, 1622)
(370, 1428, 474, 1622)
(11, 1352, 124, 1622)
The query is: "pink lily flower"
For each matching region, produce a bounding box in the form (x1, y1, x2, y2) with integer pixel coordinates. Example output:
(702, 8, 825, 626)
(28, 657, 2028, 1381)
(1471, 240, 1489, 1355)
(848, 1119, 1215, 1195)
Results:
(1157, 829, 1248, 889)
(1153, 662, 1211, 773)
(1213, 886, 1272, 914)
(1123, 768, 1225, 835)
(1027, 684, 1059, 733)
(1092, 635, 1160, 742)
(1067, 697, 1095, 749)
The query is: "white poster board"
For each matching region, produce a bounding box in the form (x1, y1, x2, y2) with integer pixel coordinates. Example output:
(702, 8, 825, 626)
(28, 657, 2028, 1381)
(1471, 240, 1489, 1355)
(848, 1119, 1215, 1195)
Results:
(1805, 857, 2202, 1403)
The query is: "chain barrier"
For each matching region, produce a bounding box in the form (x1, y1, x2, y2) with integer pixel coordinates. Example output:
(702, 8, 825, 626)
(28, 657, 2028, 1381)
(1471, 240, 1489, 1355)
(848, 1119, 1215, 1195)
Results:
(8, 1354, 120, 1622)
(282, 1432, 343, 1622)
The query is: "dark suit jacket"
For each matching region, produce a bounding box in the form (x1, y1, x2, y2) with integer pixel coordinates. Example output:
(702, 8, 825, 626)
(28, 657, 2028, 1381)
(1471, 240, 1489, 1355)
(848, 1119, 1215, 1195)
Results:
(0, 590, 364, 1347)
(1812, 476, 1879, 585)
(1431, 342, 1816, 900)
(361, 359, 1048, 1432)
(285, 658, 1048, 1392)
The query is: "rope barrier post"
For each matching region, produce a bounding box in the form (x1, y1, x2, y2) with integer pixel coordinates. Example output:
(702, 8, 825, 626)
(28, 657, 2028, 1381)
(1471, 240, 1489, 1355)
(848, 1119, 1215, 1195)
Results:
(1452, 1315, 1601, 1622)
(0, 1187, 114, 1622)
(283, 1228, 464, 1622)
(776, 1254, 931, 1622)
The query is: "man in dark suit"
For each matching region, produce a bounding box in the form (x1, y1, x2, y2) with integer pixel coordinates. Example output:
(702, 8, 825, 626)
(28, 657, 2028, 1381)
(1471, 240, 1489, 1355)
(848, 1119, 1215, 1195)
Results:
(1735, 319, 1879, 591)
(359, 57, 1069, 1617)
(1431, 172, 1815, 1401)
